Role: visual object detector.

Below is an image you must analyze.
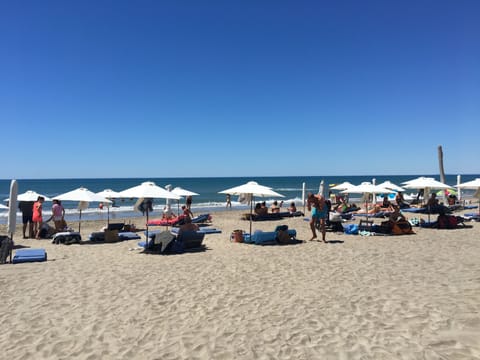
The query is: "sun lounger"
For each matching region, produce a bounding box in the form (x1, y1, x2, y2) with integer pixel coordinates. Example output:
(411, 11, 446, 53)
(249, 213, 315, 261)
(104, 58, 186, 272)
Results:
(243, 226, 298, 245)
(12, 248, 47, 263)
(197, 227, 222, 234)
(191, 214, 211, 223)
(52, 232, 82, 245)
(147, 215, 185, 226)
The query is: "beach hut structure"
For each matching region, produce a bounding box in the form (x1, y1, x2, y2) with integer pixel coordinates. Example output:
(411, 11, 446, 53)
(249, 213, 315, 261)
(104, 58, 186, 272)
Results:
(219, 181, 284, 237)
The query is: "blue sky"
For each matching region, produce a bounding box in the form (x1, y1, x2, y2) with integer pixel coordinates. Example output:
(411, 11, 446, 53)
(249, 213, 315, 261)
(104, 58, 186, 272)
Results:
(1, 0, 479, 179)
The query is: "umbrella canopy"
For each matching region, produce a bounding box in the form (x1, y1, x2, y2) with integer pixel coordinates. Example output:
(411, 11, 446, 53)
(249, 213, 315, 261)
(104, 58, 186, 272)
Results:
(118, 181, 181, 200)
(171, 187, 199, 197)
(457, 178, 480, 214)
(219, 181, 284, 236)
(456, 178, 480, 189)
(0, 203, 8, 210)
(402, 177, 452, 189)
(96, 189, 122, 199)
(17, 190, 52, 202)
(330, 181, 355, 191)
(341, 182, 395, 195)
(55, 187, 111, 232)
(402, 177, 452, 205)
(219, 181, 283, 198)
(377, 181, 405, 192)
(118, 182, 181, 241)
(436, 189, 457, 196)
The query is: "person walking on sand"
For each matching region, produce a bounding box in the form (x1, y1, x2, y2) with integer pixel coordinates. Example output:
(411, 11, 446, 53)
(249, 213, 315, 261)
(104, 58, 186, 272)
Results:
(32, 196, 45, 239)
(186, 195, 193, 210)
(307, 192, 327, 242)
(51, 199, 66, 231)
(226, 194, 232, 209)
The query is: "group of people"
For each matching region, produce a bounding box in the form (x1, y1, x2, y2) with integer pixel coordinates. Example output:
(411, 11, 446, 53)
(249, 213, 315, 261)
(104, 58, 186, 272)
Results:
(18, 196, 66, 239)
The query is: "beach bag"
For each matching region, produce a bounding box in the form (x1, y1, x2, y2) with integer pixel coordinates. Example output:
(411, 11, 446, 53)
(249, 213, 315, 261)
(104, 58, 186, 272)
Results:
(437, 214, 457, 229)
(344, 224, 358, 235)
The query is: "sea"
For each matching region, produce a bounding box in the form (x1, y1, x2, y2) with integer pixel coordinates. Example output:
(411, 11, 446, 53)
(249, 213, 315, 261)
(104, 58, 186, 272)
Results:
(1, 174, 478, 225)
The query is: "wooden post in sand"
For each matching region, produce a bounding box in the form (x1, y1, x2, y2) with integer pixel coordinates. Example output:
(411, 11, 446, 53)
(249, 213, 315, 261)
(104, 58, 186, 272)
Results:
(438, 145, 447, 203)
(438, 145, 446, 184)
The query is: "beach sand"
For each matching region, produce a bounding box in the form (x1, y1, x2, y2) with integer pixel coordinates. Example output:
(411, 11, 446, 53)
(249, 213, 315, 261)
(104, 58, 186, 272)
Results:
(1, 208, 480, 359)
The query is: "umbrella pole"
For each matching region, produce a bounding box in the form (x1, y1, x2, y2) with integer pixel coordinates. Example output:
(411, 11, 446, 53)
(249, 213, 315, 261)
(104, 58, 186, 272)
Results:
(79, 210, 82, 233)
(107, 206, 110, 226)
(146, 209, 149, 246)
(250, 197, 253, 237)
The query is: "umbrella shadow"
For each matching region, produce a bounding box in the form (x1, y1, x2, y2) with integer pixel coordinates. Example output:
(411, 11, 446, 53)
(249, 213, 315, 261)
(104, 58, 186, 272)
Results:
(142, 244, 210, 255)
(325, 240, 344, 244)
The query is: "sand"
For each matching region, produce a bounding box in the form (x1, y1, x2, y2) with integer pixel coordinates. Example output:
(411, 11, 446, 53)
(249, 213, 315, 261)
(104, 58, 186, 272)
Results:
(1, 208, 480, 359)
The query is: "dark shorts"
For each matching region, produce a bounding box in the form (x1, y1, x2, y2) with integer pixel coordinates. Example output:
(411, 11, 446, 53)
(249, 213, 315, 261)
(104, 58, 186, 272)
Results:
(22, 214, 33, 224)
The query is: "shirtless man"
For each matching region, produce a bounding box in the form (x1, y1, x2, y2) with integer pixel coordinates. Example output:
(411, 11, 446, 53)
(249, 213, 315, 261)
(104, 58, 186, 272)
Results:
(307, 192, 327, 242)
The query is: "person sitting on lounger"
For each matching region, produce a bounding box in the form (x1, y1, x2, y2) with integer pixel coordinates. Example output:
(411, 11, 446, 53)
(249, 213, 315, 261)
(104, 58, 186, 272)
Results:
(288, 202, 297, 213)
(270, 201, 280, 213)
(381, 195, 392, 209)
(177, 216, 199, 235)
(395, 192, 410, 209)
(182, 205, 193, 219)
(388, 205, 406, 222)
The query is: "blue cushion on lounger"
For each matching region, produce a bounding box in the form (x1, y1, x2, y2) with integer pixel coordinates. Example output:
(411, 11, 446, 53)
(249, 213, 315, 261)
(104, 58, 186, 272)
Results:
(118, 232, 141, 240)
(13, 248, 47, 263)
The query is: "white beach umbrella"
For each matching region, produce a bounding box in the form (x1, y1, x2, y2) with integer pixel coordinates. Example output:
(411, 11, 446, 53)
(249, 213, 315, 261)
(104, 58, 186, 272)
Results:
(96, 189, 123, 225)
(219, 181, 284, 236)
(330, 181, 355, 191)
(401, 176, 452, 189)
(457, 178, 480, 214)
(17, 190, 52, 202)
(402, 177, 452, 205)
(55, 187, 112, 232)
(171, 187, 199, 197)
(377, 181, 405, 192)
(456, 178, 480, 189)
(118, 181, 181, 241)
(0, 203, 8, 210)
(342, 182, 394, 221)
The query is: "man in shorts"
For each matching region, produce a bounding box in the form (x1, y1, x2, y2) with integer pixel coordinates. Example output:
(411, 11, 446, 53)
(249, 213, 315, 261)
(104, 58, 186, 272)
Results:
(18, 201, 35, 238)
(307, 192, 327, 242)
